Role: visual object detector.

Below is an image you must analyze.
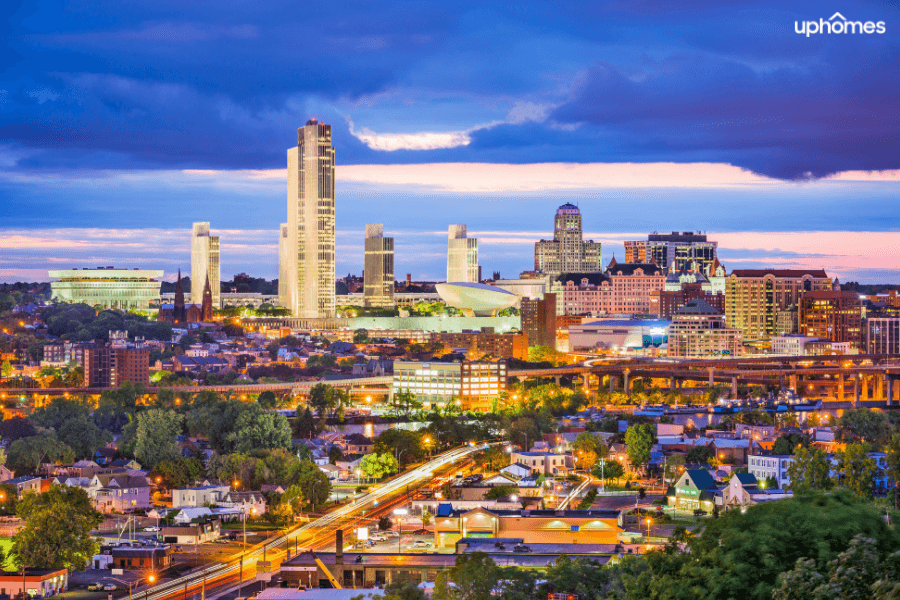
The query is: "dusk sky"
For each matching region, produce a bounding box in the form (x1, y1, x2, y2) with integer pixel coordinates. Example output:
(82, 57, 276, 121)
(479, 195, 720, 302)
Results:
(2, 0, 898, 283)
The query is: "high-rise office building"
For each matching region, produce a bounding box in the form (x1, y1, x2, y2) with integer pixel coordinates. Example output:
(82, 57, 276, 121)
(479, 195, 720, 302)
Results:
(534, 203, 602, 275)
(278, 223, 289, 308)
(364, 224, 394, 308)
(521, 293, 557, 349)
(725, 269, 832, 341)
(624, 232, 717, 272)
(285, 120, 336, 318)
(191, 222, 220, 308)
(867, 318, 900, 355)
(798, 290, 864, 348)
(447, 224, 479, 283)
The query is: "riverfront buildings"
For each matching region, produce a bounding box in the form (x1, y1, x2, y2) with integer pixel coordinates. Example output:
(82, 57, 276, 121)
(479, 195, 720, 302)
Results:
(363, 224, 394, 308)
(725, 269, 832, 341)
(283, 120, 336, 318)
(534, 203, 602, 275)
(798, 290, 864, 349)
(190, 222, 220, 308)
(667, 298, 743, 358)
(392, 359, 507, 412)
(447, 225, 479, 283)
(49, 267, 163, 310)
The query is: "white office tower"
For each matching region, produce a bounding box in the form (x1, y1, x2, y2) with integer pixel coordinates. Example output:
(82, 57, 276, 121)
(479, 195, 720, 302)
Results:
(286, 120, 336, 318)
(190, 222, 220, 308)
(447, 224, 479, 283)
(364, 224, 395, 308)
(278, 223, 289, 308)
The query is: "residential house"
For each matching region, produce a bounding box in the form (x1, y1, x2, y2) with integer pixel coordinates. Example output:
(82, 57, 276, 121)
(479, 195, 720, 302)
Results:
(319, 464, 341, 480)
(94, 447, 118, 466)
(344, 434, 374, 455)
(91, 474, 152, 513)
(0, 465, 15, 482)
(606, 443, 632, 473)
(110, 458, 142, 471)
(172, 484, 230, 508)
(173, 507, 214, 524)
(509, 452, 573, 476)
(747, 455, 797, 489)
(721, 472, 792, 511)
(5, 476, 41, 498)
(218, 491, 267, 516)
(500, 463, 530, 480)
(710, 438, 751, 466)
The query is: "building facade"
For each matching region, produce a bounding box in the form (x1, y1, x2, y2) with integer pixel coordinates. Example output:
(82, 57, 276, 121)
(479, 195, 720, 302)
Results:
(534, 203, 602, 275)
(363, 224, 395, 308)
(432, 332, 528, 360)
(651, 283, 726, 320)
(83, 332, 149, 387)
(624, 232, 717, 272)
(725, 270, 832, 341)
(798, 290, 863, 349)
(867, 318, 900, 355)
(49, 268, 163, 309)
(278, 223, 289, 308)
(284, 120, 336, 318)
(667, 299, 743, 358)
(392, 360, 507, 411)
(447, 225, 479, 283)
(521, 293, 557, 349)
(190, 222, 220, 308)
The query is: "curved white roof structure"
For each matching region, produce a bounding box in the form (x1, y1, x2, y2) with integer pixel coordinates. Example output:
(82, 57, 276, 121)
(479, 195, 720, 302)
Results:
(435, 282, 518, 316)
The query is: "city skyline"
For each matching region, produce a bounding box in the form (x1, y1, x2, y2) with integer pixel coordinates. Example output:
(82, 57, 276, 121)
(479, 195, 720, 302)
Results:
(1, 0, 898, 283)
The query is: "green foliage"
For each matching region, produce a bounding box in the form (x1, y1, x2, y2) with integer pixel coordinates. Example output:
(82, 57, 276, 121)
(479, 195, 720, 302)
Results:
(133, 409, 184, 469)
(389, 390, 423, 418)
(7, 436, 75, 475)
(291, 407, 320, 439)
(836, 409, 893, 446)
(0, 361, 11, 377)
(773, 433, 808, 455)
(484, 485, 518, 500)
(353, 328, 369, 344)
(11, 485, 102, 571)
(0, 417, 38, 442)
(435, 553, 501, 600)
(573, 432, 607, 471)
(624, 423, 655, 472)
(474, 446, 511, 471)
(576, 488, 598, 509)
(360, 452, 399, 480)
(308, 383, 351, 421)
(686, 445, 714, 465)
(382, 579, 427, 600)
(378, 515, 392, 531)
(150, 457, 206, 489)
(257, 390, 277, 409)
(58, 416, 113, 459)
(838, 443, 880, 500)
(786, 445, 833, 494)
(43, 304, 172, 342)
(527, 345, 569, 366)
(224, 403, 291, 453)
(0, 483, 18, 516)
(296, 461, 331, 506)
(374, 429, 425, 464)
(593, 459, 624, 484)
(539, 554, 612, 599)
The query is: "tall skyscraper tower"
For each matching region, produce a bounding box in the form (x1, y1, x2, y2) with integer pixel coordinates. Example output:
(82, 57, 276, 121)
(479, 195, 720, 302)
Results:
(534, 203, 602, 275)
(191, 223, 220, 308)
(278, 223, 289, 309)
(364, 224, 395, 308)
(447, 224, 479, 283)
(285, 120, 336, 318)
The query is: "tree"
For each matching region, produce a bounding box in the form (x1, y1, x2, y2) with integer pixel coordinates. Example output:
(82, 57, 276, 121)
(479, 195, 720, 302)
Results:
(133, 409, 184, 469)
(835, 409, 892, 446)
(474, 447, 510, 471)
(308, 384, 351, 421)
(624, 423, 655, 474)
(435, 553, 501, 600)
(0, 483, 18, 516)
(573, 432, 607, 471)
(378, 515, 392, 531)
(7, 436, 75, 475)
(223, 404, 291, 453)
(57, 416, 112, 460)
(382, 579, 427, 600)
(593, 459, 624, 485)
(291, 407, 320, 439)
(360, 453, 399, 480)
(29, 396, 89, 430)
(328, 446, 343, 464)
(0, 360, 11, 377)
(0, 417, 38, 443)
(281, 484, 304, 512)
(353, 328, 369, 344)
(296, 461, 331, 506)
(389, 390, 423, 418)
(257, 390, 277, 409)
(150, 457, 205, 490)
(484, 485, 518, 500)
(885, 433, 900, 509)
(527, 345, 568, 366)
(421, 507, 432, 527)
(540, 555, 612, 599)
(10, 485, 103, 571)
(786, 445, 833, 494)
(374, 429, 425, 465)
(773, 433, 806, 456)
(838, 443, 879, 500)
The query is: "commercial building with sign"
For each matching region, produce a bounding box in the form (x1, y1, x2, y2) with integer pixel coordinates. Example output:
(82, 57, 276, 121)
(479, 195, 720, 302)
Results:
(49, 267, 163, 310)
(392, 360, 507, 412)
(667, 469, 718, 512)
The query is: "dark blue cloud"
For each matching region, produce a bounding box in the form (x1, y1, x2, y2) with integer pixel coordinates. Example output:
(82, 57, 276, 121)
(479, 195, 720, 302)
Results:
(0, 0, 897, 178)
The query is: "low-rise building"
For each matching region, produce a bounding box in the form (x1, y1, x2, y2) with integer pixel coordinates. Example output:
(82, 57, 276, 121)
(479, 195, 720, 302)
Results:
(668, 469, 718, 512)
(721, 473, 792, 511)
(392, 360, 508, 412)
(172, 484, 231, 508)
(218, 491, 267, 516)
(5, 475, 42, 498)
(509, 452, 573, 476)
(110, 546, 173, 570)
(0, 569, 68, 598)
(161, 519, 221, 544)
(667, 299, 743, 358)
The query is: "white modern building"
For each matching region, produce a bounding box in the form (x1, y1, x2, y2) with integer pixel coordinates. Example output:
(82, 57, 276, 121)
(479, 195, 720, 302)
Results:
(568, 319, 669, 353)
(392, 359, 507, 412)
(284, 120, 336, 318)
(191, 222, 221, 308)
(771, 334, 828, 356)
(49, 267, 163, 310)
(435, 282, 518, 317)
(489, 278, 547, 302)
(364, 224, 394, 308)
(447, 224, 479, 283)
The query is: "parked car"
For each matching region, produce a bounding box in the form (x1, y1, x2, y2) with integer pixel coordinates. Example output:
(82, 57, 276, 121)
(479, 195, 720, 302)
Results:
(87, 584, 104, 591)
(103, 585, 118, 591)
(413, 540, 432, 549)
(384, 530, 399, 538)
(143, 526, 160, 532)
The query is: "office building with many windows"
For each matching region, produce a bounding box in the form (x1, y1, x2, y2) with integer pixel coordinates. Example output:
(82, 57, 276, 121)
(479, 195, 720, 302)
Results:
(534, 203, 602, 275)
(392, 360, 507, 412)
(363, 224, 395, 308)
(190, 222, 220, 308)
(283, 120, 336, 318)
(798, 290, 863, 349)
(447, 225, 479, 283)
(624, 232, 717, 272)
(667, 299, 743, 358)
(867, 318, 900, 355)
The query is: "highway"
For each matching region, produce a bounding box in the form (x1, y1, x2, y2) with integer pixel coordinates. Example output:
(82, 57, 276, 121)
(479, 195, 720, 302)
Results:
(141, 443, 495, 600)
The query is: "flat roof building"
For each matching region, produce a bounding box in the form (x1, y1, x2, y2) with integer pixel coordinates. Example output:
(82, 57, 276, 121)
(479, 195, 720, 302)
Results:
(49, 267, 163, 310)
(363, 224, 394, 308)
(393, 359, 507, 412)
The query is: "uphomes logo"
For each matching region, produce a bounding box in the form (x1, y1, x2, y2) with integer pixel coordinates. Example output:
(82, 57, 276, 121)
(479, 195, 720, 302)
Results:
(795, 12, 886, 36)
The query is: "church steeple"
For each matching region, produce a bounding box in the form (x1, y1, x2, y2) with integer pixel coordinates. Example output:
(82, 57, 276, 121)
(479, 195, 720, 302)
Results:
(174, 268, 186, 324)
(202, 274, 213, 321)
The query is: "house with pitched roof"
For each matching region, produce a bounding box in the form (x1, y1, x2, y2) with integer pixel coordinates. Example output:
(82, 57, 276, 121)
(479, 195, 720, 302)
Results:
(668, 469, 719, 512)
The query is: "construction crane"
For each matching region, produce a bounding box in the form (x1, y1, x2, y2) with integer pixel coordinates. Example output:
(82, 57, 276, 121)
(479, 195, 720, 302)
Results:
(310, 551, 342, 589)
